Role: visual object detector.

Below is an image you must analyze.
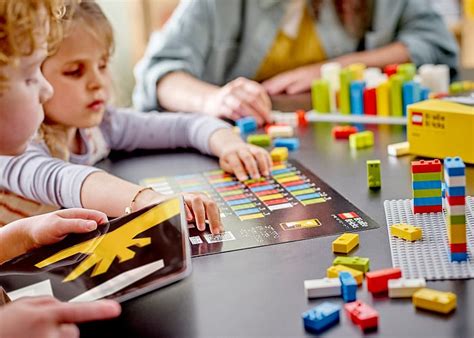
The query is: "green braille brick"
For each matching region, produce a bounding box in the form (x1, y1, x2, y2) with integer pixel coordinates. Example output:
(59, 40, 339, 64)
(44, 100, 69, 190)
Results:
(413, 189, 442, 198)
(412, 172, 442, 182)
(332, 256, 370, 273)
(246, 134, 271, 147)
(447, 214, 466, 225)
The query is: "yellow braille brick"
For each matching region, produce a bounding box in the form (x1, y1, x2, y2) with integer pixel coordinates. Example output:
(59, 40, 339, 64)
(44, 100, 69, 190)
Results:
(271, 147, 288, 162)
(447, 224, 467, 244)
(390, 223, 423, 242)
(332, 233, 359, 254)
(412, 288, 457, 314)
(327, 265, 363, 285)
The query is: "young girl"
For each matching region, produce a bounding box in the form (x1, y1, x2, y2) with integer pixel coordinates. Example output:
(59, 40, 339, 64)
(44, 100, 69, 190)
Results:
(0, 0, 272, 234)
(0, 0, 120, 336)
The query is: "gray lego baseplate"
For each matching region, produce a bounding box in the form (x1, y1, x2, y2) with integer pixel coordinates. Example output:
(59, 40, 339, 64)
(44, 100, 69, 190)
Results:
(384, 196, 474, 280)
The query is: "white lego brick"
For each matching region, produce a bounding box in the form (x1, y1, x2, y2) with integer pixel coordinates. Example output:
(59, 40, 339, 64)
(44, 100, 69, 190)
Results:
(387, 141, 410, 157)
(388, 278, 426, 298)
(272, 112, 298, 127)
(444, 174, 466, 187)
(446, 204, 465, 215)
(268, 125, 294, 138)
(304, 278, 342, 299)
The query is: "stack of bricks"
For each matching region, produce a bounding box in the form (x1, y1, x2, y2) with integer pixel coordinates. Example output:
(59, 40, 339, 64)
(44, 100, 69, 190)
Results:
(444, 157, 468, 262)
(411, 159, 442, 214)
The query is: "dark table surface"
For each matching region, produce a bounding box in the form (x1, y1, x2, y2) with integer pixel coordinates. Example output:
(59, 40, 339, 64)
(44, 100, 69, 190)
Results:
(81, 109, 474, 337)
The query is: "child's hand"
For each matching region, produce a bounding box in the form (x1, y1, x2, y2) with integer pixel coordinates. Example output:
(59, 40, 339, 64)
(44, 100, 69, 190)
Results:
(0, 297, 120, 337)
(210, 129, 272, 181)
(183, 193, 223, 235)
(25, 209, 108, 250)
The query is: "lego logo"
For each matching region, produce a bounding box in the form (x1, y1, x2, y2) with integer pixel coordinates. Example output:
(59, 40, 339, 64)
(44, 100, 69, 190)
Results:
(338, 212, 360, 219)
(412, 112, 423, 126)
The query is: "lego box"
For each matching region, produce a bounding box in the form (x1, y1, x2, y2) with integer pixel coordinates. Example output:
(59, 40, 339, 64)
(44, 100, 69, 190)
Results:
(407, 100, 474, 164)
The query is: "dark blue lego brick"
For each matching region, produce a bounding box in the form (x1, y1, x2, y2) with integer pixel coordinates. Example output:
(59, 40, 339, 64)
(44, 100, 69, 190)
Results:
(302, 302, 340, 333)
(402, 81, 421, 116)
(444, 157, 466, 177)
(273, 138, 300, 151)
(420, 87, 430, 101)
(450, 252, 468, 262)
(412, 180, 442, 190)
(446, 186, 466, 197)
(339, 271, 357, 303)
(413, 196, 442, 207)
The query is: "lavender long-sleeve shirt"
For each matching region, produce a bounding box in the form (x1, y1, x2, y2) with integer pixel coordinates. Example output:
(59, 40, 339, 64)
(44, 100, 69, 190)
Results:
(0, 107, 230, 209)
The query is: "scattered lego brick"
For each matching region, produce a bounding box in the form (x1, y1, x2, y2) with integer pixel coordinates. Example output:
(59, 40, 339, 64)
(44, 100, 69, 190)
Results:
(345, 301, 378, 331)
(339, 271, 357, 302)
(412, 288, 457, 314)
(387, 141, 410, 157)
(270, 147, 288, 162)
(267, 125, 294, 138)
(390, 223, 422, 242)
(332, 233, 359, 254)
(332, 256, 370, 274)
(349, 131, 374, 150)
(236, 116, 257, 133)
(246, 134, 271, 147)
(327, 265, 363, 285)
(273, 138, 300, 151)
(302, 302, 340, 333)
(367, 160, 381, 189)
(388, 278, 426, 298)
(332, 126, 358, 139)
(296, 109, 308, 127)
(366, 268, 402, 293)
(304, 278, 341, 299)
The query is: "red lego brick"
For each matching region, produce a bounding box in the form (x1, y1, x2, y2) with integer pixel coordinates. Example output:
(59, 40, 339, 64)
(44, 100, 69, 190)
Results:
(332, 126, 358, 139)
(296, 109, 308, 127)
(363, 88, 377, 115)
(345, 301, 378, 331)
(450, 243, 467, 253)
(384, 64, 398, 77)
(413, 205, 443, 214)
(366, 268, 402, 293)
(411, 159, 442, 173)
(446, 195, 466, 206)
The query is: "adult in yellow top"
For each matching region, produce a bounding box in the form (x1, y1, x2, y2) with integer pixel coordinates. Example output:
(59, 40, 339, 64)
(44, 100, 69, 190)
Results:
(134, 0, 458, 125)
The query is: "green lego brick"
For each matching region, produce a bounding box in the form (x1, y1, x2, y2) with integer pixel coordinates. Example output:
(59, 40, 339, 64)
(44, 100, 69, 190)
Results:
(349, 131, 374, 150)
(332, 256, 370, 273)
(413, 189, 442, 198)
(246, 134, 271, 147)
(367, 160, 381, 189)
(447, 214, 466, 225)
(412, 172, 442, 182)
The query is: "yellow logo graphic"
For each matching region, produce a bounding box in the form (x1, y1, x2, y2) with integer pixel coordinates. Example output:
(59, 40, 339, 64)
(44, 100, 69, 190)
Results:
(36, 198, 181, 282)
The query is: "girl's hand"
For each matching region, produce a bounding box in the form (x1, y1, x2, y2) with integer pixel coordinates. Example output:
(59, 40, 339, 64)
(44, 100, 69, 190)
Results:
(182, 193, 223, 235)
(209, 129, 272, 181)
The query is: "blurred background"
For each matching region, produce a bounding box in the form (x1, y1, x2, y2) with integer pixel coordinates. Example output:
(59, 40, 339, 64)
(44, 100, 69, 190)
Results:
(97, 0, 474, 107)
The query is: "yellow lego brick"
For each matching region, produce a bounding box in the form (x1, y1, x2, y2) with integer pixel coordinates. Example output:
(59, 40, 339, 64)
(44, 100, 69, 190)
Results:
(271, 147, 288, 162)
(327, 265, 363, 285)
(332, 233, 359, 254)
(407, 100, 474, 164)
(412, 288, 457, 314)
(348, 63, 366, 81)
(376, 81, 390, 116)
(447, 224, 467, 244)
(390, 223, 423, 242)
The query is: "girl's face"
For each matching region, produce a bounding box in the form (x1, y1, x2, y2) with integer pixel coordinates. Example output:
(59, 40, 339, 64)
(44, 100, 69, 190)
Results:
(42, 24, 111, 129)
(0, 46, 53, 155)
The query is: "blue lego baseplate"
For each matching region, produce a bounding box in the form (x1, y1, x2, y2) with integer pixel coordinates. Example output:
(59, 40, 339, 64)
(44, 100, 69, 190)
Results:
(383, 196, 474, 280)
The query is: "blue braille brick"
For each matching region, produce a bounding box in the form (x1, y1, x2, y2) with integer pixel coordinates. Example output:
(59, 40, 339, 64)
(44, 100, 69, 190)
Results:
(302, 302, 340, 333)
(450, 252, 468, 262)
(412, 180, 442, 190)
(444, 157, 466, 177)
(339, 271, 357, 303)
(446, 186, 466, 197)
(413, 197, 442, 206)
(273, 138, 300, 151)
(236, 117, 257, 133)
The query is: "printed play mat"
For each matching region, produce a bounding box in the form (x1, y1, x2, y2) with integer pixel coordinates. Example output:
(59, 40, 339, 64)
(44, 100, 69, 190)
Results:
(141, 160, 380, 256)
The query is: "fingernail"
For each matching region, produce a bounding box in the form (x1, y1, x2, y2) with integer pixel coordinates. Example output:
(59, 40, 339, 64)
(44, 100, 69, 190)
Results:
(86, 221, 97, 231)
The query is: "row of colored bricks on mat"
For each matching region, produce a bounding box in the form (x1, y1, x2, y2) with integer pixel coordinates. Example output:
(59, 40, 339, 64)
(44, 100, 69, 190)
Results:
(206, 170, 266, 221)
(271, 164, 326, 206)
(444, 157, 467, 262)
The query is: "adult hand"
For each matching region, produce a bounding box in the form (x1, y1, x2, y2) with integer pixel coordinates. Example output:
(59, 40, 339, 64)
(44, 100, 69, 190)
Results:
(262, 63, 321, 95)
(204, 77, 272, 126)
(0, 297, 121, 338)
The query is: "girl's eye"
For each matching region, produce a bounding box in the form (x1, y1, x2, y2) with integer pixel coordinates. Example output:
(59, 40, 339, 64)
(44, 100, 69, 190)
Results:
(63, 68, 82, 77)
(99, 63, 108, 70)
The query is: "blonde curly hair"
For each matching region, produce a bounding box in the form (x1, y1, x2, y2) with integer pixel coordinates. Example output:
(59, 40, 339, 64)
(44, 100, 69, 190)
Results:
(0, 0, 66, 91)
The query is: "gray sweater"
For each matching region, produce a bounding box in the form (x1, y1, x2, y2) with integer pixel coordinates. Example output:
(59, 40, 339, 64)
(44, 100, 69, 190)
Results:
(0, 107, 230, 209)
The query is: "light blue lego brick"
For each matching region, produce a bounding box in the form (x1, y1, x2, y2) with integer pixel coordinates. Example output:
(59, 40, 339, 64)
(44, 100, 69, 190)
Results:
(350, 81, 365, 115)
(271, 168, 292, 175)
(250, 185, 275, 192)
(412, 180, 442, 190)
(213, 181, 239, 188)
(446, 186, 466, 197)
(450, 252, 468, 262)
(236, 117, 257, 133)
(297, 193, 322, 201)
(234, 208, 261, 216)
(273, 138, 300, 151)
(402, 81, 421, 116)
(302, 302, 340, 333)
(286, 183, 312, 191)
(227, 198, 252, 206)
(413, 197, 442, 206)
(420, 87, 430, 101)
(444, 157, 466, 177)
(339, 271, 357, 303)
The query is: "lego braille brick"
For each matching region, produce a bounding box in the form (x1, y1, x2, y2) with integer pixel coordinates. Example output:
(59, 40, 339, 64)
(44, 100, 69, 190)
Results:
(236, 116, 257, 133)
(273, 138, 300, 151)
(344, 301, 378, 331)
(387, 141, 410, 157)
(444, 157, 466, 176)
(332, 233, 359, 254)
(327, 265, 363, 285)
(388, 278, 426, 298)
(302, 302, 340, 333)
(411, 159, 442, 174)
(270, 147, 288, 162)
(333, 256, 370, 273)
(304, 278, 342, 299)
(246, 134, 271, 147)
(390, 223, 422, 242)
(366, 268, 402, 293)
(412, 288, 457, 314)
(339, 271, 357, 302)
(367, 160, 381, 189)
(332, 126, 358, 139)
